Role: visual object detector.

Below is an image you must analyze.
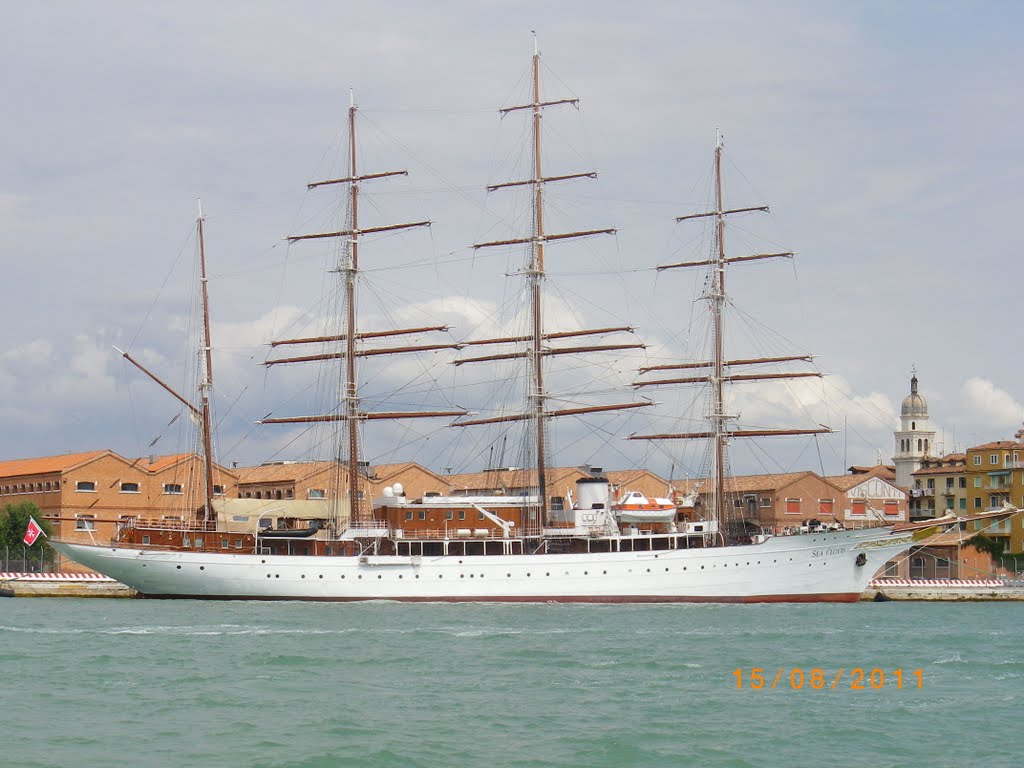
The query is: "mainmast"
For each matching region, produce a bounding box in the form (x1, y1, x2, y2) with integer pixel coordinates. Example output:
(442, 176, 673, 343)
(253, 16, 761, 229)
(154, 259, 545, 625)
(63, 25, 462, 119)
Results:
(454, 40, 649, 536)
(261, 93, 464, 526)
(630, 134, 829, 537)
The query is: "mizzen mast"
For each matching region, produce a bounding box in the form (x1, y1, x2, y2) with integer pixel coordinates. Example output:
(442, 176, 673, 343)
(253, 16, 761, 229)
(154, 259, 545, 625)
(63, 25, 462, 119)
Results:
(261, 93, 464, 526)
(113, 200, 219, 524)
(454, 40, 648, 536)
(630, 133, 829, 535)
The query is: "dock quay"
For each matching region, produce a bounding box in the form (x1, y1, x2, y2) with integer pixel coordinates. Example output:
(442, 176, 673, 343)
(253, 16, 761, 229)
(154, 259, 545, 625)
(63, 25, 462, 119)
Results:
(1, 572, 136, 598)
(865, 578, 1024, 601)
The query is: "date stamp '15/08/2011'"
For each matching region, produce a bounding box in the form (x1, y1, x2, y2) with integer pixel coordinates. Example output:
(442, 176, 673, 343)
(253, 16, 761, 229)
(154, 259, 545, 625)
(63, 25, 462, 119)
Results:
(732, 668, 923, 690)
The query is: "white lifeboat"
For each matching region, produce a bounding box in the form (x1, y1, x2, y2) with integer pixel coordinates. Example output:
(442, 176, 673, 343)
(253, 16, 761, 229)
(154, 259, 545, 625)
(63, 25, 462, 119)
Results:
(613, 491, 677, 523)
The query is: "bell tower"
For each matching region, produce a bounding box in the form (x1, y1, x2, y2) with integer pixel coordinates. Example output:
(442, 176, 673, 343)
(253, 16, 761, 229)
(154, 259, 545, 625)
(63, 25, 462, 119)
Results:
(893, 369, 936, 488)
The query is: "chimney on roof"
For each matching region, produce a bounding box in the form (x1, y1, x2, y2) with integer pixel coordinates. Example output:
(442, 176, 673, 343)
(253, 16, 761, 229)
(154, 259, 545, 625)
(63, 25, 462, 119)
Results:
(148, 454, 156, 465)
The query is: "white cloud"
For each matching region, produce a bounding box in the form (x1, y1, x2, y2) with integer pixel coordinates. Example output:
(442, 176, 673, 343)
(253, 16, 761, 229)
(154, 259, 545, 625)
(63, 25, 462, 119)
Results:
(961, 377, 1024, 432)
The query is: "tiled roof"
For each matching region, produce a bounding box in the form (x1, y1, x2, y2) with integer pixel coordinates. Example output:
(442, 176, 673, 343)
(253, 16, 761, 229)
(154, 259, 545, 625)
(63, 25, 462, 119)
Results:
(671, 471, 823, 494)
(234, 461, 339, 485)
(0, 450, 111, 478)
(967, 441, 1024, 451)
(133, 453, 193, 473)
(371, 462, 446, 484)
(444, 466, 592, 493)
(848, 464, 896, 476)
(912, 464, 964, 477)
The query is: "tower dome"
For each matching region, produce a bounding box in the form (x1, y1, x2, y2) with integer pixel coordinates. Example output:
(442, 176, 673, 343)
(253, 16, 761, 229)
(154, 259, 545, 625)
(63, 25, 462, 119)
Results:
(901, 374, 928, 419)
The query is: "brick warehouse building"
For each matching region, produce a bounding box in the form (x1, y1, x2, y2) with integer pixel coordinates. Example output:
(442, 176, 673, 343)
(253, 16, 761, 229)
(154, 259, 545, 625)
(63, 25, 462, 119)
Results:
(0, 450, 238, 551)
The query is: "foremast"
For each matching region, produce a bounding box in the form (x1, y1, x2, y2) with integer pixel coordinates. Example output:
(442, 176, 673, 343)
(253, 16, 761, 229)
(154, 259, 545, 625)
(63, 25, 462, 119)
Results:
(630, 133, 829, 538)
(261, 92, 465, 526)
(453, 39, 651, 536)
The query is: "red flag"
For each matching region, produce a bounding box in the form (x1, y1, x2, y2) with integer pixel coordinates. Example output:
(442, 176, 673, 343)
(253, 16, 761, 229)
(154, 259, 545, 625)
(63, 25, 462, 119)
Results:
(23, 516, 45, 546)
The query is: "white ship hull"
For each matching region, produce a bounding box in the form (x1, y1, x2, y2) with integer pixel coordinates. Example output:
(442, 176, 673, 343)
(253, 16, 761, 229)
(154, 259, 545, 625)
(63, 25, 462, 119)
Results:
(53, 527, 913, 603)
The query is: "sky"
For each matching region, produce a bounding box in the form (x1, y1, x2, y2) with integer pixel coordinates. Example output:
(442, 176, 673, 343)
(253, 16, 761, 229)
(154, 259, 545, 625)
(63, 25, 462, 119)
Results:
(2, 1, 1022, 483)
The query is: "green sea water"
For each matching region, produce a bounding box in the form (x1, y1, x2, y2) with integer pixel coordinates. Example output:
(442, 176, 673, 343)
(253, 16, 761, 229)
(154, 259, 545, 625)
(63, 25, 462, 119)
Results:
(2, 600, 1020, 768)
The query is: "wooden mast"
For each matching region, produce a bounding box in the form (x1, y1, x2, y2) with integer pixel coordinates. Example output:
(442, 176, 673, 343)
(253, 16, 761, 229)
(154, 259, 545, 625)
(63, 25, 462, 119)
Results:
(629, 134, 829, 537)
(261, 91, 462, 527)
(458, 39, 637, 537)
(197, 200, 216, 524)
(710, 133, 727, 532)
(113, 203, 219, 526)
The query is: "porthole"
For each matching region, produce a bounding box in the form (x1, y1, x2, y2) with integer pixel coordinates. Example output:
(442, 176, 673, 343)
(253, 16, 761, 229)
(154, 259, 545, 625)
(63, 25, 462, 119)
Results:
(266, 574, 271, 579)
(398, 575, 403, 579)
(301, 575, 305, 579)
(275, 574, 280, 579)
(176, 565, 181, 570)
(319, 575, 324, 579)
(460, 574, 465, 579)
(377, 575, 382, 579)
(200, 566, 205, 571)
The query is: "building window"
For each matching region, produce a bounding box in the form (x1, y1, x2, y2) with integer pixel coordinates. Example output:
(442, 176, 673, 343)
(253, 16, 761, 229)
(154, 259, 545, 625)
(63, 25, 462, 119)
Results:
(945, 497, 954, 510)
(308, 489, 326, 499)
(550, 496, 565, 511)
(785, 498, 800, 514)
(213, 485, 224, 495)
(819, 499, 835, 514)
(405, 511, 413, 521)
(974, 477, 982, 488)
(926, 478, 934, 489)
(458, 511, 466, 520)
(974, 498, 982, 509)
(959, 477, 966, 488)
(478, 511, 486, 521)
(120, 481, 140, 493)
(446, 511, 454, 520)
(760, 497, 771, 508)
(163, 483, 183, 495)
(959, 498, 967, 510)
(973, 456, 982, 466)
(851, 500, 866, 516)
(945, 478, 954, 489)
(75, 516, 96, 531)
(418, 511, 426, 521)
(76, 480, 96, 492)
(883, 500, 899, 516)
(990, 454, 998, 465)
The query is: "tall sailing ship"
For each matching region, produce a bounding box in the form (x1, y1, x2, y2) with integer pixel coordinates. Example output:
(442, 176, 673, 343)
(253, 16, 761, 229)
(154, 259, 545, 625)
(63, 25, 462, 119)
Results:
(52, 47, 928, 601)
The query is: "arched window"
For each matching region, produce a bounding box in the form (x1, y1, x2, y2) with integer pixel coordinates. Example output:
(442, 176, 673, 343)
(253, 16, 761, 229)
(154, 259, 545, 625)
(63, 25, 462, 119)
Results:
(917, 439, 922, 451)
(924, 439, 929, 453)
(912, 422, 916, 430)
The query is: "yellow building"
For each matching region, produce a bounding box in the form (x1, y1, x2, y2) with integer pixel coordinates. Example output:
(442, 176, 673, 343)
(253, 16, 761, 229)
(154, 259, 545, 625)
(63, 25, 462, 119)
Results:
(965, 440, 1024, 553)
(910, 453, 967, 520)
